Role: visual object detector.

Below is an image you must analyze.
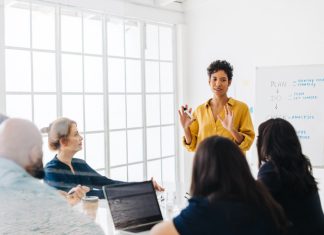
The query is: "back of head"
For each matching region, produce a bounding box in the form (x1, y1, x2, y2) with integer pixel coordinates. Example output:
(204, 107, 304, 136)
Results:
(41, 117, 76, 151)
(191, 136, 288, 232)
(257, 118, 302, 167)
(0, 118, 42, 169)
(257, 118, 317, 195)
(191, 136, 254, 200)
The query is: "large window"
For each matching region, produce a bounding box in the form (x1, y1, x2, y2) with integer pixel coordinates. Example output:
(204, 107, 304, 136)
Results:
(2, 0, 177, 186)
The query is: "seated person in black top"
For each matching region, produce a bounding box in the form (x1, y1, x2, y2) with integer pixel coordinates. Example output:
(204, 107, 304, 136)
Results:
(43, 117, 164, 199)
(151, 136, 288, 235)
(257, 118, 324, 235)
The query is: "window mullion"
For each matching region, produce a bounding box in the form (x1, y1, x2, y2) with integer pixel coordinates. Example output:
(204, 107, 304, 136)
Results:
(141, 22, 148, 181)
(173, 24, 180, 203)
(123, 20, 129, 181)
(55, 6, 62, 117)
(102, 15, 110, 178)
(0, 0, 6, 113)
(157, 25, 163, 184)
(30, 1, 35, 122)
(81, 12, 87, 162)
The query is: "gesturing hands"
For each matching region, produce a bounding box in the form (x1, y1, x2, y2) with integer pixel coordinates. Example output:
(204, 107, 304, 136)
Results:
(178, 105, 195, 130)
(217, 104, 234, 132)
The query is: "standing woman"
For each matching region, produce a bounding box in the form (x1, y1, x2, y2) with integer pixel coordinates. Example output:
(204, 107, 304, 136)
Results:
(43, 117, 164, 199)
(257, 118, 324, 235)
(179, 60, 255, 152)
(151, 136, 288, 235)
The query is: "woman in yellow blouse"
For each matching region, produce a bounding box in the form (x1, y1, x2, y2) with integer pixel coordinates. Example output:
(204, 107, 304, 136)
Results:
(179, 60, 255, 153)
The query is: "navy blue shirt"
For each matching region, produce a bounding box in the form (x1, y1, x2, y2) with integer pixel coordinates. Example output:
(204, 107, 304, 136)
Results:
(44, 155, 124, 199)
(258, 161, 324, 235)
(173, 197, 281, 235)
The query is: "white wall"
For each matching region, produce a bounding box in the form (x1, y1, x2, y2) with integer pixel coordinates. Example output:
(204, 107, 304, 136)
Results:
(29, 0, 184, 24)
(180, 0, 324, 202)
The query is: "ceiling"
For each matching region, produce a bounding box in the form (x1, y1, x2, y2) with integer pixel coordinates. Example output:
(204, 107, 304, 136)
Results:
(117, 0, 187, 8)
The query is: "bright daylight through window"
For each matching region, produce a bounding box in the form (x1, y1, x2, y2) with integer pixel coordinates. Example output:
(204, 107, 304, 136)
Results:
(2, 0, 176, 186)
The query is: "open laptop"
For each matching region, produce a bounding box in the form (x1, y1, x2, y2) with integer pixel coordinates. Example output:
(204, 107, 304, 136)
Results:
(103, 181, 163, 234)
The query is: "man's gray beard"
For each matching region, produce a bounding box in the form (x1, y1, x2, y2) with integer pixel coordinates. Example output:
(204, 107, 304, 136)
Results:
(25, 158, 45, 179)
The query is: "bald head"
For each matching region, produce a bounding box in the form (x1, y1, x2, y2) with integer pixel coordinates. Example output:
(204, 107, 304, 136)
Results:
(0, 118, 44, 178)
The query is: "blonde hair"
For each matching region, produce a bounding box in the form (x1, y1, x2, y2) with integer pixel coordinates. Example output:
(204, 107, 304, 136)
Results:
(41, 117, 76, 151)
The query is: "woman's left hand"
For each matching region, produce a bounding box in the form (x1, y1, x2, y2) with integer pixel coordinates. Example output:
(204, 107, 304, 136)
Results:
(151, 177, 165, 192)
(58, 185, 90, 206)
(217, 104, 234, 132)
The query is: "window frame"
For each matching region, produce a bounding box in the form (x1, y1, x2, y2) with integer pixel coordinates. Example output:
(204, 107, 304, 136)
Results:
(0, 0, 179, 188)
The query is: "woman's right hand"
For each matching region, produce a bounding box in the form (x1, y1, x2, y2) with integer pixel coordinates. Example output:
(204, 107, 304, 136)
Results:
(178, 105, 194, 129)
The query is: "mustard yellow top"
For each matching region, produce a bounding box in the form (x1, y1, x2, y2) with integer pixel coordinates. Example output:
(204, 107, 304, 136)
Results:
(183, 98, 255, 153)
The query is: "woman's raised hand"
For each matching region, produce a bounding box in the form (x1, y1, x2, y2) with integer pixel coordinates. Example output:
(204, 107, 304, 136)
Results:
(217, 104, 234, 132)
(178, 105, 194, 129)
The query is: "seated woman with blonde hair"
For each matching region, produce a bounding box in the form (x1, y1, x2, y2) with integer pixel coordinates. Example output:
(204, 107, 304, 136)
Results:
(151, 136, 288, 235)
(43, 117, 164, 199)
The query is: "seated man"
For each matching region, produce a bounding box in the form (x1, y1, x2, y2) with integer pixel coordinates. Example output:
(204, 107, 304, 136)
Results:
(0, 118, 104, 234)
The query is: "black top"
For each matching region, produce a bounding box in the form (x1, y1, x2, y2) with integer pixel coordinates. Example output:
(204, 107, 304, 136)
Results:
(44, 155, 124, 199)
(173, 197, 281, 235)
(258, 161, 324, 235)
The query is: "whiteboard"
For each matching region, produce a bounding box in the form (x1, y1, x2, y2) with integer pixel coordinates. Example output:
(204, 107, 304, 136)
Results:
(255, 65, 324, 167)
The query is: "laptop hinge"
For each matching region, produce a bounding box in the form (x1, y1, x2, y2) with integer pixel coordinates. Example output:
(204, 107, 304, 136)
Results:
(122, 220, 162, 230)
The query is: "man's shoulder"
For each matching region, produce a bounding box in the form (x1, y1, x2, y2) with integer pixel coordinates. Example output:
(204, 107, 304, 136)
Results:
(0, 177, 63, 204)
(0, 188, 104, 234)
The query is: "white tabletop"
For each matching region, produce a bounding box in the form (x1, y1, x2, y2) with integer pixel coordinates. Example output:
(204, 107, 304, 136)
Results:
(77, 198, 182, 235)
(77, 185, 188, 235)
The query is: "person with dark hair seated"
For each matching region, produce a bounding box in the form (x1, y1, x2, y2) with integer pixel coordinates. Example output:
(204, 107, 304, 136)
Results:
(151, 136, 288, 235)
(43, 117, 164, 199)
(257, 118, 324, 235)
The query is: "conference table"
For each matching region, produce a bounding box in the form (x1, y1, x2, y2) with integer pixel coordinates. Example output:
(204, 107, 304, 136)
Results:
(77, 196, 183, 235)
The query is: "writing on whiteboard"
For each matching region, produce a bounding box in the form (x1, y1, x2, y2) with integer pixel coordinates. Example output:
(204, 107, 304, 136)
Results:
(255, 65, 324, 166)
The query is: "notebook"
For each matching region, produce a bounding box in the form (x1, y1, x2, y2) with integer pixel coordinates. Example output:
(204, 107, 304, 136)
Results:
(103, 181, 163, 234)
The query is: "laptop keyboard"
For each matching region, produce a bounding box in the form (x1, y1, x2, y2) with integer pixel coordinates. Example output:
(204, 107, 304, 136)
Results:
(124, 223, 157, 233)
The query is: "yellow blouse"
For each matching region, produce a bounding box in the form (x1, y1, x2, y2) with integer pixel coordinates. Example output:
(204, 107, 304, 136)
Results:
(183, 98, 255, 153)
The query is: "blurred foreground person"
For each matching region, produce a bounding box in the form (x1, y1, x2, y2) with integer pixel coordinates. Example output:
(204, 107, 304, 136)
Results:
(0, 118, 104, 234)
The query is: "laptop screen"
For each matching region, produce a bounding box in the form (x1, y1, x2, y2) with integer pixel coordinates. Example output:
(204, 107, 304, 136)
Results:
(103, 181, 163, 229)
